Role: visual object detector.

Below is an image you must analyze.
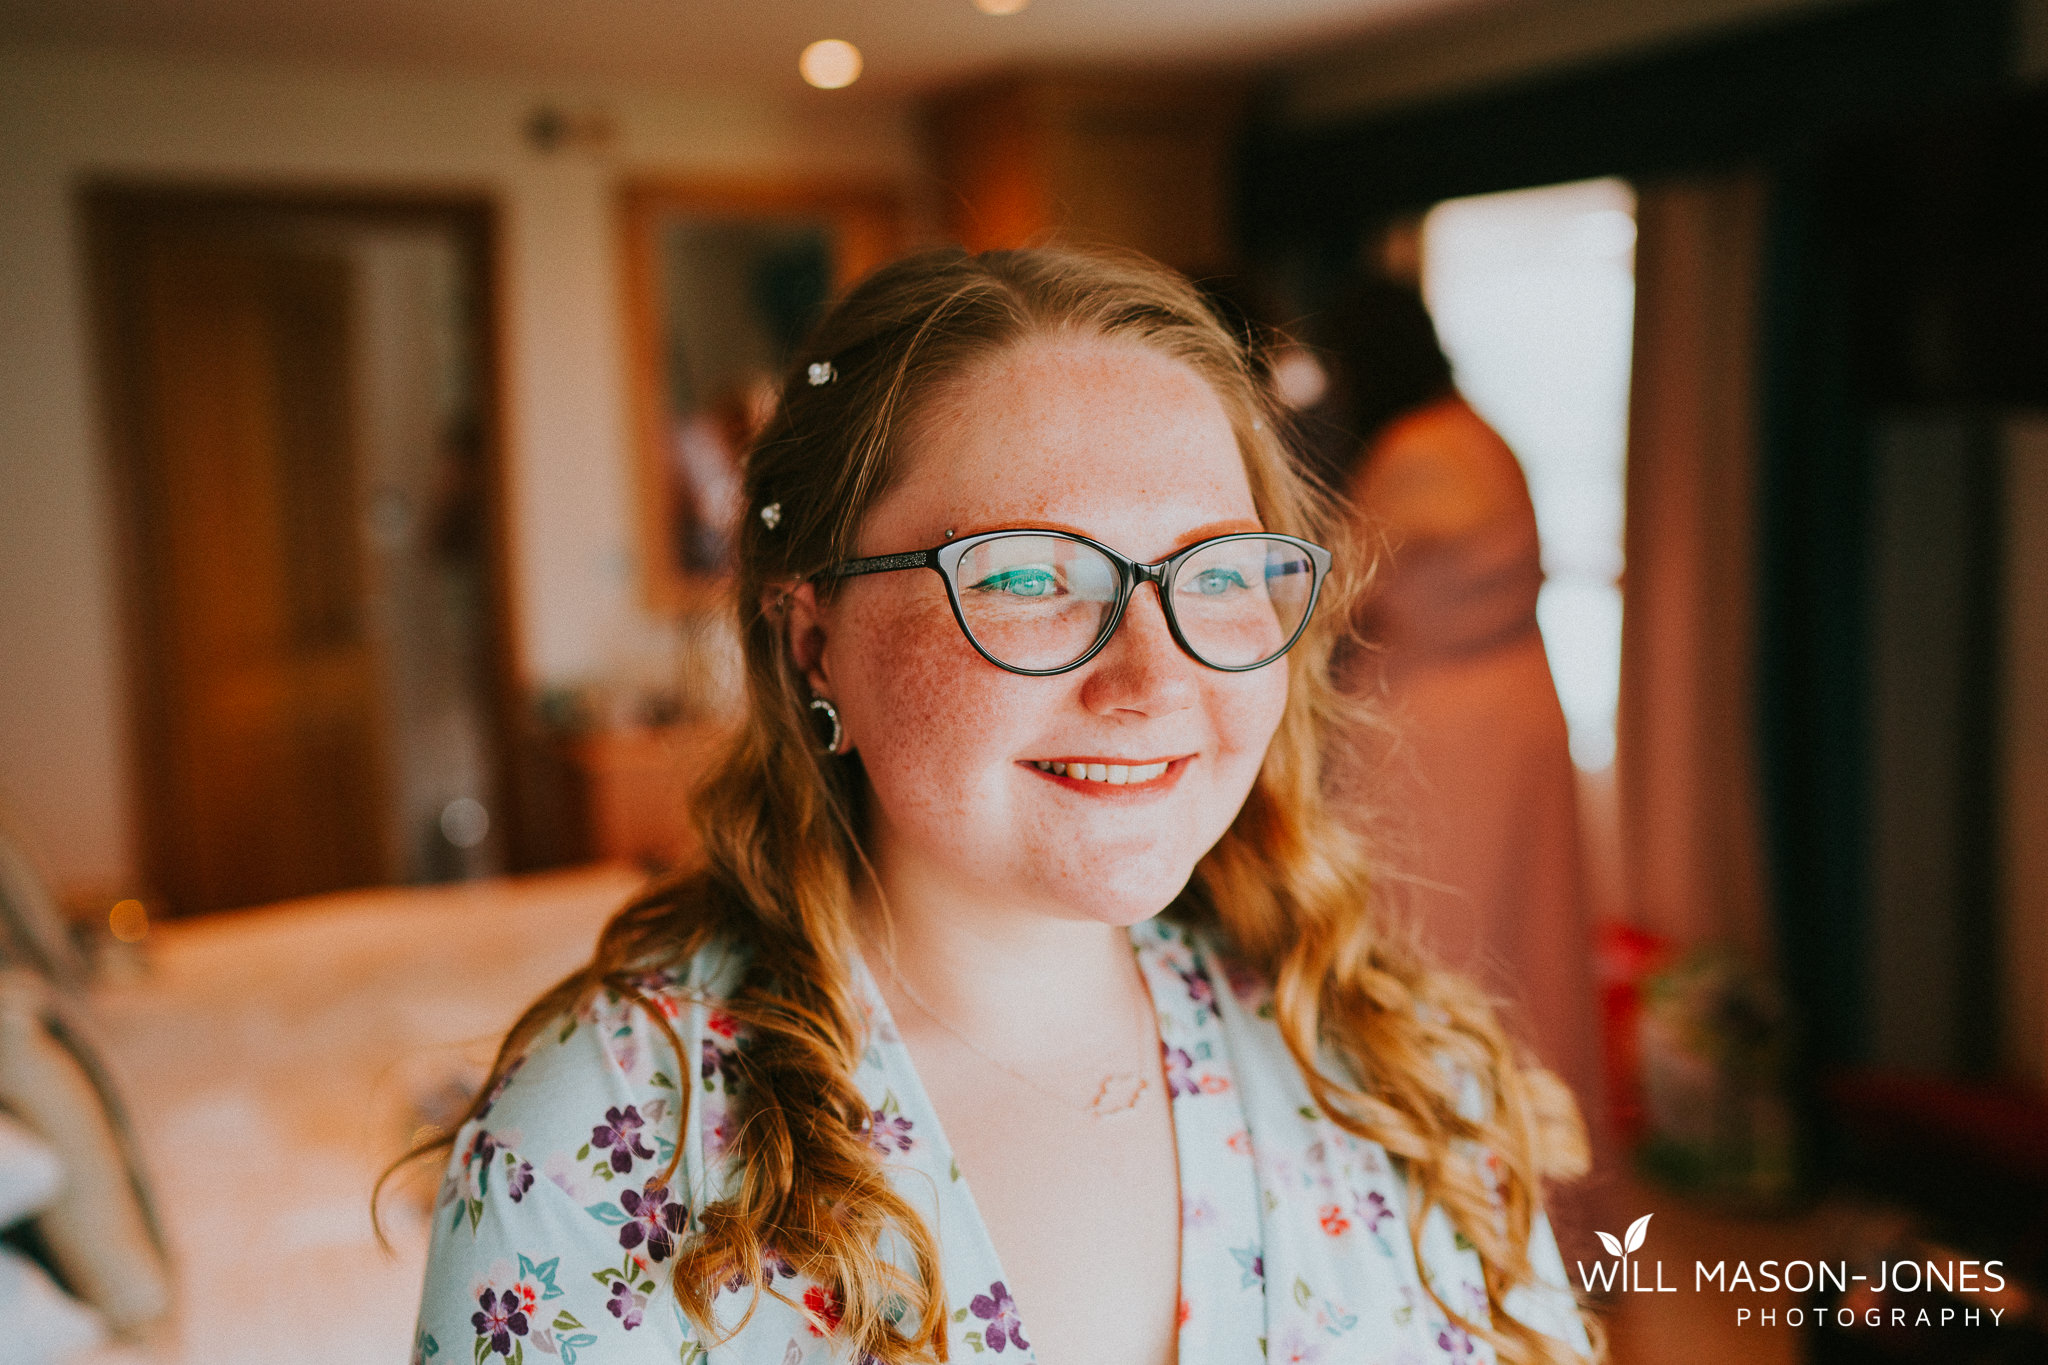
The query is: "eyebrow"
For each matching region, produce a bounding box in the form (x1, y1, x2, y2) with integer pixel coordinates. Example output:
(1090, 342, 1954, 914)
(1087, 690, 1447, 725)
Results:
(945, 517, 1267, 551)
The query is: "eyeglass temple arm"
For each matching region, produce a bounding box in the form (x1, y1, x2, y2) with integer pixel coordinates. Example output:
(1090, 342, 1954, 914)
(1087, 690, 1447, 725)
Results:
(813, 549, 938, 581)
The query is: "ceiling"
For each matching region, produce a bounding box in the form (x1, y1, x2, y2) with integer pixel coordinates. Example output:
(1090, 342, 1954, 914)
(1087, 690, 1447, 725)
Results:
(0, 0, 1490, 93)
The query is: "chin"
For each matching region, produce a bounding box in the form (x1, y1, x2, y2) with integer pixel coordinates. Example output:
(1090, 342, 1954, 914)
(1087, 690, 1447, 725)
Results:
(1029, 851, 1200, 927)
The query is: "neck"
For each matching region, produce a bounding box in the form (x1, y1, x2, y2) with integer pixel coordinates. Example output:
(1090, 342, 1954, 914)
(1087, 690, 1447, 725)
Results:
(858, 846, 1151, 1062)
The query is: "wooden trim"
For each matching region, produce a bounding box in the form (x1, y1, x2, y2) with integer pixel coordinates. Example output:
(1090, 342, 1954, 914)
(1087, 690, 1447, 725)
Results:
(615, 177, 904, 615)
(79, 181, 539, 894)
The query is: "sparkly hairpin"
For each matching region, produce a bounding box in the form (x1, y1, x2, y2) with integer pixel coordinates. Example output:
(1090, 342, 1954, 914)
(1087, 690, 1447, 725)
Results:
(759, 502, 782, 530)
(807, 361, 836, 387)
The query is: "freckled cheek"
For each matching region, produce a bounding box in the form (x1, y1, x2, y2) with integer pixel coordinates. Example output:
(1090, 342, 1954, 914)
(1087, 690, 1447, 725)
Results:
(827, 593, 1038, 812)
(1204, 670, 1290, 793)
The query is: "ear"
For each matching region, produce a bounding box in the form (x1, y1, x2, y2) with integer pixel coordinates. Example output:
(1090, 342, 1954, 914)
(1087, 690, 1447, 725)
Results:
(780, 580, 835, 698)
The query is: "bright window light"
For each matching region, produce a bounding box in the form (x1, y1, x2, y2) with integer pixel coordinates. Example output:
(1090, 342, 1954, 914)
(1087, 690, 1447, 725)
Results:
(1421, 177, 1637, 771)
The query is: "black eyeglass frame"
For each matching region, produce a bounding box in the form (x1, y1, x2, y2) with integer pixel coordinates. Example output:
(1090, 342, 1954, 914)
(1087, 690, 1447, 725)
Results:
(813, 529, 1334, 676)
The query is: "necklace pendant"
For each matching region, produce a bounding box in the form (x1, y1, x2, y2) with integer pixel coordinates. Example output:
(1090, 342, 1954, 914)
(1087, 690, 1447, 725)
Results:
(1088, 1073, 1148, 1117)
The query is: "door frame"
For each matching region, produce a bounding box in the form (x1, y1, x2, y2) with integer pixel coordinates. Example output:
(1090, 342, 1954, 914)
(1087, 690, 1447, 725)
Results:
(83, 182, 533, 909)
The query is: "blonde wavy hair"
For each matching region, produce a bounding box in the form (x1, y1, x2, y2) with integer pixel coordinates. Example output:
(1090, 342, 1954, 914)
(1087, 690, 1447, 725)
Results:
(388, 246, 1595, 1364)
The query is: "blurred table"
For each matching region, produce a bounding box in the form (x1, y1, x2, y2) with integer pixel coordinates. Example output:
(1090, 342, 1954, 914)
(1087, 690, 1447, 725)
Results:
(567, 720, 731, 871)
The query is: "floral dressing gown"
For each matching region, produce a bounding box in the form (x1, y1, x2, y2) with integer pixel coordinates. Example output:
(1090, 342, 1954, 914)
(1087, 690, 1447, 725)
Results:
(413, 918, 1588, 1364)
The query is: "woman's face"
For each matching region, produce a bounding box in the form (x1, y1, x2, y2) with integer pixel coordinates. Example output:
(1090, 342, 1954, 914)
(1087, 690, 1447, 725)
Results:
(796, 332, 1290, 925)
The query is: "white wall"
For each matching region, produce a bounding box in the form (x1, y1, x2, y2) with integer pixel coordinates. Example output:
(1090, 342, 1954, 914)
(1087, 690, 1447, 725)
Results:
(0, 44, 926, 896)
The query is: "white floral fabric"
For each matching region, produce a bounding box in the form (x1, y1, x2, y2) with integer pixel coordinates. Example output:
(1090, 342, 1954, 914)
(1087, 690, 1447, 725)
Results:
(413, 917, 1588, 1364)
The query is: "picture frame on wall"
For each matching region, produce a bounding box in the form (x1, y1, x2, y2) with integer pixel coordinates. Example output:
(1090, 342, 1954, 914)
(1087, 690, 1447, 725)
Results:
(618, 180, 902, 613)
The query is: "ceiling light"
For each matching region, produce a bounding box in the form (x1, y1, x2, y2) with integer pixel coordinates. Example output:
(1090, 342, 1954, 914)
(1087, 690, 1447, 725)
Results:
(973, 0, 1030, 13)
(799, 39, 863, 90)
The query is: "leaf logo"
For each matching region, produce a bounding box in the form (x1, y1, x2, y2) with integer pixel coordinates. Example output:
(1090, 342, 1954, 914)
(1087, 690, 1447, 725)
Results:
(1595, 1213, 1652, 1260)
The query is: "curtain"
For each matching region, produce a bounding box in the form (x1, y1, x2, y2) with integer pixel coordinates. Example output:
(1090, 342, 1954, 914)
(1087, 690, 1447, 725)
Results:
(1614, 173, 1774, 965)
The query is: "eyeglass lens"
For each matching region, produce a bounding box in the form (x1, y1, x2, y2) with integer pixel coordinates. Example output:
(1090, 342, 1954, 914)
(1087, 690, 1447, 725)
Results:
(954, 534, 1317, 671)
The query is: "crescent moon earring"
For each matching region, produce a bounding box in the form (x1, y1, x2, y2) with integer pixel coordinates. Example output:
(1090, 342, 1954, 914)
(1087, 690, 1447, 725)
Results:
(808, 697, 849, 756)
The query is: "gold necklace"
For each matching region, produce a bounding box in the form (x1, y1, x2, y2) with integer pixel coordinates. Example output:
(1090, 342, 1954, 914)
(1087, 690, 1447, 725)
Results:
(878, 949, 1155, 1119)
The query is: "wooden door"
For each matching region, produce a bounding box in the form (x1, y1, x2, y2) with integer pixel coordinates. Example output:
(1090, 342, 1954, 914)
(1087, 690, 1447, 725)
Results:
(126, 231, 392, 912)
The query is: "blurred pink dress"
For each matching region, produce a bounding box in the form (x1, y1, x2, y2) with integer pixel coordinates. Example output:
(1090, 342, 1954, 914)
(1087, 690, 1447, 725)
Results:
(1332, 397, 1608, 1206)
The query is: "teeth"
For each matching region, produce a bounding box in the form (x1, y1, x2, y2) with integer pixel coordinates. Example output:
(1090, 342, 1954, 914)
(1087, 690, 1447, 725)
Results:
(1032, 760, 1172, 784)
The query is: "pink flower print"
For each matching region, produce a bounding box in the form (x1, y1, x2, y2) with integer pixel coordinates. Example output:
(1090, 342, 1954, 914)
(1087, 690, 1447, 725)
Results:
(1222, 958, 1267, 1006)
(703, 1103, 733, 1161)
(1225, 1129, 1252, 1156)
(969, 1281, 1030, 1353)
(1272, 1325, 1326, 1364)
(706, 1010, 739, 1039)
(1318, 1204, 1351, 1237)
(1198, 1073, 1230, 1095)
(1182, 1195, 1217, 1231)
(542, 1151, 590, 1202)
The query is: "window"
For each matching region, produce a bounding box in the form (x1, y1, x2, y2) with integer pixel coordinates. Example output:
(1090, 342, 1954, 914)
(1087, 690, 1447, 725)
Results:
(1421, 177, 1637, 770)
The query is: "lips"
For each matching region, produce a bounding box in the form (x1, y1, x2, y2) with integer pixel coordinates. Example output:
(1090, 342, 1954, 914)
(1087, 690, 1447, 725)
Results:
(1028, 758, 1173, 785)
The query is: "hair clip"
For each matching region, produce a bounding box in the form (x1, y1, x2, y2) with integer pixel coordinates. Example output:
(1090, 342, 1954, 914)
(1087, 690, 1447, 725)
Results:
(807, 361, 836, 387)
(759, 502, 782, 530)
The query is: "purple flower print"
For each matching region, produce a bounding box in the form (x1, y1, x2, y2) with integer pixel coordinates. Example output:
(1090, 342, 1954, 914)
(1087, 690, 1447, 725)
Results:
(618, 1181, 687, 1262)
(591, 1105, 655, 1174)
(866, 1110, 914, 1155)
(1359, 1190, 1392, 1233)
(471, 1288, 529, 1358)
(1437, 1325, 1477, 1360)
(1162, 1045, 1200, 1098)
(969, 1281, 1030, 1353)
(608, 1278, 644, 1330)
(1175, 963, 1215, 1011)
(467, 1128, 501, 1169)
(723, 1246, 795, 1293)
(702, 1037, 738, 1086)
(506, 1159, 534, 1203)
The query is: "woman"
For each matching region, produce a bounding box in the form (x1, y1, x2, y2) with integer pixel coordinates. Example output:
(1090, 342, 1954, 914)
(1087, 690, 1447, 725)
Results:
(406, 249, 1593, 1365)
(1315, 280, 1609, 1253)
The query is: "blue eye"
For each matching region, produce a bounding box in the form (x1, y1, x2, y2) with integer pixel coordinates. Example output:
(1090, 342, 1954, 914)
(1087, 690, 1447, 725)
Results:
(972, 565, 1061, 598)
(1188, 567, 1249, 596)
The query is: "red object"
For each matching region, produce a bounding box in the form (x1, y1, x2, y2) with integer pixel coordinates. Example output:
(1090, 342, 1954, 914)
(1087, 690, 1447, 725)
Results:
(1597, 921, 1671, 1145)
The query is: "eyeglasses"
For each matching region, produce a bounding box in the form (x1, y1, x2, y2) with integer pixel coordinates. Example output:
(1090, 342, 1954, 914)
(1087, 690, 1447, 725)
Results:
(814, 529, 1332, 676)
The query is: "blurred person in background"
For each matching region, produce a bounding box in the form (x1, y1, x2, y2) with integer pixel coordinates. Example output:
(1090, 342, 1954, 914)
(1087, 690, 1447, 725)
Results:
(1316, 278, 1611, 1255)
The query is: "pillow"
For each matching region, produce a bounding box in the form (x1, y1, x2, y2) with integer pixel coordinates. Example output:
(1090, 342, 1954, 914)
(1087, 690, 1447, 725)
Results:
(0, 828, 89, 990)
(0, 1109, 63, 1229)
(0, 972, 170, 1333)
(0, 1242, 108, 1364)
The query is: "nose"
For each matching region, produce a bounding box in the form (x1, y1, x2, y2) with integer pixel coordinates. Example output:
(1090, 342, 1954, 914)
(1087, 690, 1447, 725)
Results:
(1077, 581, 1199, 718)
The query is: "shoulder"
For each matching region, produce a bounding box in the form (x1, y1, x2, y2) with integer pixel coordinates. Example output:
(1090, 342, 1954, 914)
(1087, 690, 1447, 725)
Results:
(413, 941, 760, 1362)
(1356, 398, 1529, 545)
(422, 937, 757, 1260)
